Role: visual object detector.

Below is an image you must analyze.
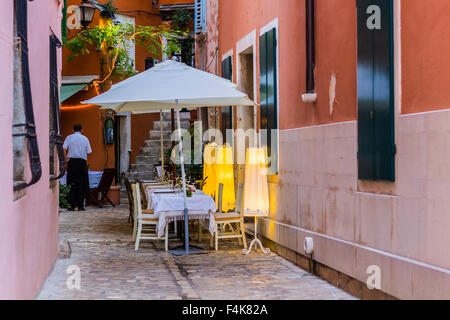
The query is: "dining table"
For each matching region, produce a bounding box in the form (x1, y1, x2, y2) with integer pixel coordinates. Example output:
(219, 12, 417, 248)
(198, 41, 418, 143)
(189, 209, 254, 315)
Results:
(145, 185, 218, 239)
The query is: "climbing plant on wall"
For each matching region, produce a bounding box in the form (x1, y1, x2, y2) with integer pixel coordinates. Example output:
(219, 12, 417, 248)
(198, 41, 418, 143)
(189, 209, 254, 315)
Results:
(65, 10, 185, 91)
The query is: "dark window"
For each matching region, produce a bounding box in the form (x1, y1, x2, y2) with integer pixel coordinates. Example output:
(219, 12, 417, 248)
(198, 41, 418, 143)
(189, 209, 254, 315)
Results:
(306, 0, 316, 93)
(259, 28, 278, 173)
(221, 56, 232, 144)
(13, 0, 42, 191)
(145, 57, 154, 70)
(356, 0, 395, 181)
(49, 34, 66, 181)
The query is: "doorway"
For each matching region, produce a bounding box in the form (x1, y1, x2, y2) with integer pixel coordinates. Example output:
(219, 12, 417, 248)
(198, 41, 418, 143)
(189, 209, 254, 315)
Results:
(235, 45, 256, 187)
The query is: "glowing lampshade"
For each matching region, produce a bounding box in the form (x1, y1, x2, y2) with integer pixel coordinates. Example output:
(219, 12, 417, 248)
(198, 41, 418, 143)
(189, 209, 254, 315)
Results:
(243, 147, 269, 217)
(215, 144, 235, 212)
(202, 143, 217, 197)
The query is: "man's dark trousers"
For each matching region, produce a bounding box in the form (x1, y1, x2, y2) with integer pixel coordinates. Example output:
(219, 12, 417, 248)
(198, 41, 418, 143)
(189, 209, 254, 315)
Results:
(67, 158, 90, 210)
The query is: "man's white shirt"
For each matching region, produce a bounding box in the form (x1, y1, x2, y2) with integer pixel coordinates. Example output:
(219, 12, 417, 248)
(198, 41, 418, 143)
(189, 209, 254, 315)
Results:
(63, 132, 92, 160)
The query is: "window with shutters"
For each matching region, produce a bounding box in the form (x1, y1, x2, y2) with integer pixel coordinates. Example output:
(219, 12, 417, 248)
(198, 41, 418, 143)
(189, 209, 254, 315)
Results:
(221, 56, 233, 144)
(195, 0, 206, 34)
(13, 0, 42, 194)
(356, 0, 395, 182)
(49, 34, 66, 183)
(259, 28, 278, 174)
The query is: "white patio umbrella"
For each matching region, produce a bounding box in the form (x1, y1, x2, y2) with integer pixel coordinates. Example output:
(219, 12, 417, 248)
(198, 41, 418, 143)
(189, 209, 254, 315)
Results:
(83, 59, 255, 255)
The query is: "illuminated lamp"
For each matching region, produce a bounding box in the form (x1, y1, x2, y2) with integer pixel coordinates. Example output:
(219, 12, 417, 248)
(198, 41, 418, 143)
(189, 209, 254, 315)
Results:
(215, 144, 235, 212)
(60, 104, 98, 111)
(242, 147, 270, 254)
(202, 142, 217, 198)
(79, 1, 96, 28)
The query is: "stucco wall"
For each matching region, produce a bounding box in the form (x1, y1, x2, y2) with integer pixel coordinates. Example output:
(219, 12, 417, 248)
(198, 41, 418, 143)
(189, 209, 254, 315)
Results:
(0, 0, 62, 299)
(217, 0, 450, 299)
(62, 0, 167, 171)
(401, 0, 450, 114)
(63, 0, 163, 76)
(219, 0, 357, 131)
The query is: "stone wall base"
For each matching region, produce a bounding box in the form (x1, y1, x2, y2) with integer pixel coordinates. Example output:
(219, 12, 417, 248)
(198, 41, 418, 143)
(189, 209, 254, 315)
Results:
(256, 234, 397, 300)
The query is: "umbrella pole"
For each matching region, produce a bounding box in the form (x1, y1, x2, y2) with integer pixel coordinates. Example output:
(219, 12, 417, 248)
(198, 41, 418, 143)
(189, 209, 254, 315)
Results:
(169, 99, 203, 256)
(160, 110, 164, 180)
(176, 100, 190, 254)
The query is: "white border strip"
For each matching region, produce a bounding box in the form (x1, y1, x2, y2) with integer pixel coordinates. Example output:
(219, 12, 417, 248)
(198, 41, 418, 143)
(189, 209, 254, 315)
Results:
(400, 108, 450, 118)
(236, 29, 257, 103)
(280, 120, 357, 132)
(260, 217, 450, 275)
(221, 49, 233, 64)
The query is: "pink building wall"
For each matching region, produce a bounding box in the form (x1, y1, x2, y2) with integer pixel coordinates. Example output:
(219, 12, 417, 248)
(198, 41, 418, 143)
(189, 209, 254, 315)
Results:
(0, 0, 63, 299)
(216, 0, 450, 299)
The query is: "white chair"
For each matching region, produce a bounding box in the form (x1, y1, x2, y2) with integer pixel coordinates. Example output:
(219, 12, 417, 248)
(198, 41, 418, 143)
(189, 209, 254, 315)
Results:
(132, 183, 169, 251)
(211, 183, 247, 251)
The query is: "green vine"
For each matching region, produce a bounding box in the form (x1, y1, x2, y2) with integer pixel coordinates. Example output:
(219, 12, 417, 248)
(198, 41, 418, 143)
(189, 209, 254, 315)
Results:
(167, 9, 195, 66)
(102, 0, 119, 15)
(59, 183, 71, 209)
(65, 20, 185, 82)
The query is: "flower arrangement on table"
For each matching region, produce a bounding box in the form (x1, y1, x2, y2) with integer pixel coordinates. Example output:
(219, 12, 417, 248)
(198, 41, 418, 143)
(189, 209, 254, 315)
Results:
(186, 185, 195, 197)
(175, 178, 196, 197)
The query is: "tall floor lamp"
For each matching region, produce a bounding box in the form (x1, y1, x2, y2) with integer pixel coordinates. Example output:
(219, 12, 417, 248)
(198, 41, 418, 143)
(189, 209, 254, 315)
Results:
(203, 142, 217, 197)
(242, 147, 270, 254)
(215, 144, 235, 212)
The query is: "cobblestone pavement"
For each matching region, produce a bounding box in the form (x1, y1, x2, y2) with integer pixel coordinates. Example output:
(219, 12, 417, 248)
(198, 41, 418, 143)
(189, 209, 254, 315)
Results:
(37, 202, 356, 300)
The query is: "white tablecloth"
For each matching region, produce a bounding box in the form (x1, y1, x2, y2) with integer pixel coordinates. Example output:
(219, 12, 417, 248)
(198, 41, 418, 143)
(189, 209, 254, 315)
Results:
(60, 170, 103, 189)
(148, 192, 217, 238)
(145, 187, 175, 208)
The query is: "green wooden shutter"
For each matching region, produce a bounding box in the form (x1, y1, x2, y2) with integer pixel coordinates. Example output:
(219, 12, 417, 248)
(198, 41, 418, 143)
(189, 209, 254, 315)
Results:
(260, 28, 278, 173)
(221, 57, 233, 143)
(357, 0, 395, 181)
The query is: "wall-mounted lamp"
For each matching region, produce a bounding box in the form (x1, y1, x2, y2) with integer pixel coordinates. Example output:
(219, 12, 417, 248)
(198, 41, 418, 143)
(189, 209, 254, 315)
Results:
(79, 0, 96, 28)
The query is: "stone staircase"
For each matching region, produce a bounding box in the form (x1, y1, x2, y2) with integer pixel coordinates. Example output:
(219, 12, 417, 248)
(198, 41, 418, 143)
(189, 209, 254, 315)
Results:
(127, 111, 191, 181)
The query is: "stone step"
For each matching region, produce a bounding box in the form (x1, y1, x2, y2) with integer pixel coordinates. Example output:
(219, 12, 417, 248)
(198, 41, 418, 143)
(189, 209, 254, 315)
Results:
(178, 112, 192, 121)
(136, 155, 160, 164)
(153, 120, 190, 130)
(127, 172, 156, 181)
(130, 163, 154, 172)
(152, 120, 172, 131)
(128, 170, 155, 176)
(126, 112, 191, 183)
(149, 130, 173, 139)
(139, 146, 160, 155)
(140, 149, 170, 158)
(144, 140, 172, 148)
(157, 111, 191, 121)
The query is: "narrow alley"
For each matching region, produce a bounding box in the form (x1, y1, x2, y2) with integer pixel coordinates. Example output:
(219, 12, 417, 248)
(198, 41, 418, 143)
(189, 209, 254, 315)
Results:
(38, 202, 355, 300)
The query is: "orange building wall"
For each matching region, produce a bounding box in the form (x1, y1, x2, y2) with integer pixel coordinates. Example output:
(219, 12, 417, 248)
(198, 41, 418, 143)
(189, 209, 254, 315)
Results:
(159, 0, 195, 5)
(62, 0, 168, 170)
(61, 106, 116, 171)
(401, 0, 450, 114)
(63, 0, 162, 75)
(219, 0, 357, 131)
(61, 87, 116, 171)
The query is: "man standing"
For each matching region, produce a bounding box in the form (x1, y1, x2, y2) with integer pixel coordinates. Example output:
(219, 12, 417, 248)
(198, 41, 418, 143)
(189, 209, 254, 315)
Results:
(63, 124, 92, 211)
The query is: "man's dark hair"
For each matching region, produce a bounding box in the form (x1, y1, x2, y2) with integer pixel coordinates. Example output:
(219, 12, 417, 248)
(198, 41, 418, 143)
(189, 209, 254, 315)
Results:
(73, 124, 82, 132)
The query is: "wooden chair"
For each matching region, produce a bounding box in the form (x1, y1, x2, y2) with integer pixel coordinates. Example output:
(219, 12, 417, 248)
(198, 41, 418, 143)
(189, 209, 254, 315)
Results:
(88, 168, 116, 208)
(136, 179, 149, 210)
(211, 183, 247, 251)
(132, 183, 169, 251)
(124, 177, 135, 223)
